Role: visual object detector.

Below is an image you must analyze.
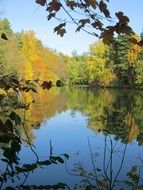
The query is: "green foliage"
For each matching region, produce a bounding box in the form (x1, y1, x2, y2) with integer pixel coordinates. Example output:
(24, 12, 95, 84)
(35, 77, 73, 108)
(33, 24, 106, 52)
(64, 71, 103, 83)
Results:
(0, 18, 12, 36)
(87, 41, 115, 87)
(65, 35, 143, 89)
(1, 18, 143, 89)
(124, 166, 143, 190)
(0, 19, 68, 82)
(135, 60, 143, 87)
(2, 4, 143, 188)
(109, 34, 131, 86)
(67, 54, 88, 85)
(109, 34, 140, 87)
(0, 74, 69, 189)
(0, 24, 69, 188)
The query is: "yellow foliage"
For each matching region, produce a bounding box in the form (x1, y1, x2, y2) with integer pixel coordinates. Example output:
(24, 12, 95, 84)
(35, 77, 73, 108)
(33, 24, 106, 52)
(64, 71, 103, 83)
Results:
(100, 90, 114, 106)
(23, 61, 33, 80)
(19, 30, 65, 82)
(87, 40, 116, 87)
(21, 31, 39, 63)
(89, 40, 108, 57)
(124, 112, 139, 142)
(127, 34, 141, 67)
(22, 92, 33, 104)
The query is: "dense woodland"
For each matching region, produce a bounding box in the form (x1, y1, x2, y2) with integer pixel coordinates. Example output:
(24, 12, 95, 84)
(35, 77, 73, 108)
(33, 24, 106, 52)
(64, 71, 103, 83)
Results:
(67, 32, 143, 88)
(0, 18, 68, 83)
(1, 1, 143, 187)
(1, 18, 143, 89)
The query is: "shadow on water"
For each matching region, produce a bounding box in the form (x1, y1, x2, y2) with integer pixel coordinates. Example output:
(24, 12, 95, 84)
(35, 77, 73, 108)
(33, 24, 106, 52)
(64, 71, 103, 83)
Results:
(1, 86, 143, 189)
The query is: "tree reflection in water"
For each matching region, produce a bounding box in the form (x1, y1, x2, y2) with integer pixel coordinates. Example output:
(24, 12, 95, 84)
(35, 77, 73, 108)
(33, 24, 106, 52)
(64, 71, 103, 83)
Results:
(67, 137, 142, 190)
(65, 95, 143, 190)
(1, 87, 143, 189)
(0, 129, 70, 190)
(0, 83, 69, 190)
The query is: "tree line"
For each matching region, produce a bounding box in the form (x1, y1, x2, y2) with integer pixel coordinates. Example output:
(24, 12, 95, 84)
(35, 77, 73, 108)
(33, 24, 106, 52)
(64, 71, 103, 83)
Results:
(0, 18, 68, 84)
(67, 34, 143, 89)
(1, 18, 143, 89)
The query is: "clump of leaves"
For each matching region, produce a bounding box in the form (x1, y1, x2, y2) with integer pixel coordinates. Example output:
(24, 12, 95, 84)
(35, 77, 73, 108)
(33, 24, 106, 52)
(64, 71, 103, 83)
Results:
(36, 0, 134, 44)
(124, 166, 143, 189)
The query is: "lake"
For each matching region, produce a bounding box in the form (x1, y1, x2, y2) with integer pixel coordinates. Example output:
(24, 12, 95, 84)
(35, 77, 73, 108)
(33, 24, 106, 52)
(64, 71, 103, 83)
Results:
(1, 87, 143, 190)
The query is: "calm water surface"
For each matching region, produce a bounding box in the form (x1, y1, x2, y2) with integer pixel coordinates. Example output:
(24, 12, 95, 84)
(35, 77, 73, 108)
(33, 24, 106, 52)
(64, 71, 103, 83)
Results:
(1, 87, 143, 190)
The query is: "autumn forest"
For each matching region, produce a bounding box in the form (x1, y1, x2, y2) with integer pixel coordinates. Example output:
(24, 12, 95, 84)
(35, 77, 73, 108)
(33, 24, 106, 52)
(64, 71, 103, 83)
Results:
(1, 18, 143, 89)
(1, 3, 143, 188)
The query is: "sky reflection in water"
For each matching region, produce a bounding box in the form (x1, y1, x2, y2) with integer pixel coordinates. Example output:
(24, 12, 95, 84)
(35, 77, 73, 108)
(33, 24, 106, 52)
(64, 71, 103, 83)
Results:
(1, 87, 143, 189)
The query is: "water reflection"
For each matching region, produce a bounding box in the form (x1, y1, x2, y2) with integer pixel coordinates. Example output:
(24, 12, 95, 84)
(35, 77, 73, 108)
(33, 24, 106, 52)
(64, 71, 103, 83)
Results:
(1, 87, 143, 189)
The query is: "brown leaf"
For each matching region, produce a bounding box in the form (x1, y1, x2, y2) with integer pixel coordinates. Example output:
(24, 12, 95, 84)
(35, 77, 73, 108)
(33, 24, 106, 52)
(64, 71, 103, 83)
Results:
(54, 23, 66, 30)
(130, 37, 138, 44)
(103, 9, 110, 18)
(99, 1, 110, 18)
(138, 40, 143, 46)
(57, 28, 66, 37)
(54, 23, 66, 37)
(91, 20, 103, 30)
(84, 0, 97, 8)
(115, 23, 133, 34)
(41, 81, 52, 89)
(115, 11, 129, 24)
(66, 1, 77, 9)
(101, 27, 114, 45)
(47, 0, 61, 12)
(79, 19, 90, 26)
(35, 0, 46, 6)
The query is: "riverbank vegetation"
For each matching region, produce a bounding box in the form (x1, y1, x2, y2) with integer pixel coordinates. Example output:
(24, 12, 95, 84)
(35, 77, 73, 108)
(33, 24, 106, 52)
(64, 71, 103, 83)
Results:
(1, 18, 143, 90)
(1, 1, 143, 188)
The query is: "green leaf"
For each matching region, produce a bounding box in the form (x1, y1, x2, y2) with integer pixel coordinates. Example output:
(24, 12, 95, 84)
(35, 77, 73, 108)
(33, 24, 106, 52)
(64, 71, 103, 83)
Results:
(30, 86, 37, 93)
(50, 156, 64, 163)
(0, 176, 3, 182)
(38, 160, 52, 166)
(1, 33, 8, 40)
(5, 119, 13, 131)
(9, 111, 21, 126)
(1, 158, 8, 163)
(56, 156, 64, 163)
(62, 153, 69, 160)
(11, 141, 21, 152)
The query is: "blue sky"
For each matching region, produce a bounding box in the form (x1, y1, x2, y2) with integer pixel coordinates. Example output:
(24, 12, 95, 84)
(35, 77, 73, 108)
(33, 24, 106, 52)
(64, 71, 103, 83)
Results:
(1, 0, 143, 55)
